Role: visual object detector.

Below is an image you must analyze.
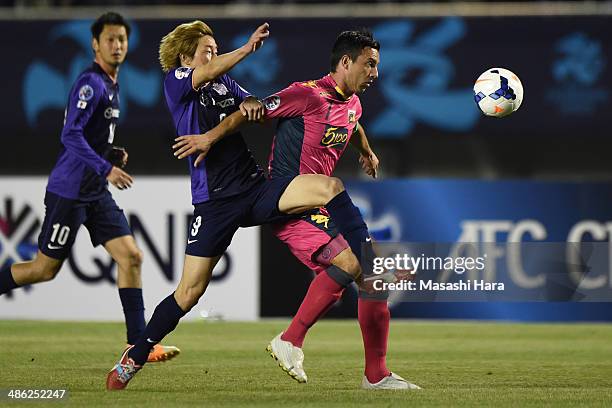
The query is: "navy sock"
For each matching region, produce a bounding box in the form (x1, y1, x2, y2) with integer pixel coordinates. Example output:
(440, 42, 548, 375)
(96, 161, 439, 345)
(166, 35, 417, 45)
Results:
(0, 263, 19, 295)
(128, 293, 186, 366)
(326, 191, 373, 266)
(118, 288, 146, 345)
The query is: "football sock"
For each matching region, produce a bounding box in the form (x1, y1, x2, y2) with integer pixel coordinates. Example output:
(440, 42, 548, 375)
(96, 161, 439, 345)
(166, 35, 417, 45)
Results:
(0, 264, 19, 295)
(128, 293, 186, 366)
(281, 266, 353, 348)
(118, 288, 146, 345)
(325, 191, 374, 272)
(358, 298, 391, 383)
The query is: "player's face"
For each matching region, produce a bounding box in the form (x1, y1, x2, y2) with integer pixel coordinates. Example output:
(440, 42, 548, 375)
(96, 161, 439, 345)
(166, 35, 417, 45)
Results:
(189, 35, 218, 68)
(93, 25, 128, 67)
(348, 47, 379, 94)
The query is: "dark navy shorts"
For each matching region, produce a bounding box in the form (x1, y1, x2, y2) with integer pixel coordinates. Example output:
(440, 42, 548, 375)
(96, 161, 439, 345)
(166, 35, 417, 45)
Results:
(38, 190, 133, 260)
(186, 176, 294, 258)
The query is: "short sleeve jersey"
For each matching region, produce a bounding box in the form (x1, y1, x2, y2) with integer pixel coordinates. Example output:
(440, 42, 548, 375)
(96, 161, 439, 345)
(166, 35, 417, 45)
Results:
(263, 75, 362, 179)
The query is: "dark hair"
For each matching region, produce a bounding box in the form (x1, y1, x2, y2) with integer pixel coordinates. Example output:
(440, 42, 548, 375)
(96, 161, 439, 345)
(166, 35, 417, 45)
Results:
(91, 12, 131, 40)
(330, 29, 380, 72)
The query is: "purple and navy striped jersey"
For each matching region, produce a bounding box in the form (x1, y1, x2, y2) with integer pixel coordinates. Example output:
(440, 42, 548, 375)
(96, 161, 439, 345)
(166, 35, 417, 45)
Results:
(46, 62, 119, 201)
(164, 68, 263, 204)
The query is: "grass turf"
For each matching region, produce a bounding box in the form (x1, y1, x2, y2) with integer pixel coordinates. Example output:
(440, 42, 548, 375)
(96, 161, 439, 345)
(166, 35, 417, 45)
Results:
(1, 320, 611, 407)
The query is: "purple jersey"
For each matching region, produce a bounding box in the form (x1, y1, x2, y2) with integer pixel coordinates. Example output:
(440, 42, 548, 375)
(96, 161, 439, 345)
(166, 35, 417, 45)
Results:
(46, 63, 119, 201)
(164, 68, 263, 204)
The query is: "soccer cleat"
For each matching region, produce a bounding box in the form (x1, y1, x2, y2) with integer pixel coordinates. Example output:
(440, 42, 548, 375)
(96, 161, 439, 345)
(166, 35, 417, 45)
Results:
(128, 344, 181, 363)
(361, 372, 422, 390)
(266, 332, 308, 383)
(106, 346, 142, 391)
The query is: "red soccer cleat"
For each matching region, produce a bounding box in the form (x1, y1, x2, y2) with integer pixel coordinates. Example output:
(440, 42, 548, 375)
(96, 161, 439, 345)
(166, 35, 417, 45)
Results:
(106, 346, 142, 391)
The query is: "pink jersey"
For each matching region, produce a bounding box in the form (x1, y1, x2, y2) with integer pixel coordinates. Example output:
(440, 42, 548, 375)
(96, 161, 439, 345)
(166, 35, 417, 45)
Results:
(262, 74, 362, 178)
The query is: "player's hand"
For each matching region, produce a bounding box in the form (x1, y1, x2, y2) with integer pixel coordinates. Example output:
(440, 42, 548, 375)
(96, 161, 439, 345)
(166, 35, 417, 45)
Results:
(106, 166, 133, 190)
(246, 22, 269, 53)
(108, 146, 128, 168)
(173, 134, 214, 163)
(359, 150, 379, 179)
(240, 96, 264, 121)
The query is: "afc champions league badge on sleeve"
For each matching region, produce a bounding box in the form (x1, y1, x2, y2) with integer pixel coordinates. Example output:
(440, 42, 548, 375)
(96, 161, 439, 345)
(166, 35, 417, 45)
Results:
(175, 67, 192, 80)
(77, 84, 94, 109)
(263, 95, 280, 111)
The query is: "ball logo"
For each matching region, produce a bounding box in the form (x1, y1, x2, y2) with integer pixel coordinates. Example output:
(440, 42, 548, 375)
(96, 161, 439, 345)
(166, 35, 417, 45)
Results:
(78, 84, 94, 101)
(320, 125, 348, 149)
(263, 95, 280, 111)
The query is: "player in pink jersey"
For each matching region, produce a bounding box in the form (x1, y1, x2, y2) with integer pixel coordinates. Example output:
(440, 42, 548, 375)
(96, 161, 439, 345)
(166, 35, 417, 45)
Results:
(172, 29, 420, 390)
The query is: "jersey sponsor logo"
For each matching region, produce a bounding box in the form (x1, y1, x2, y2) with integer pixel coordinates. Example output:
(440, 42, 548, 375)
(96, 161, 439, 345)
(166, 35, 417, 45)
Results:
(263, 95, 280, 111)
(348, 109, 357, 123)
(217, 98, 235, 109)
(212, 83, 229, 95)
(47, 243, 64, 250)
(76, 100, 87, 109)
(78, 84, 94, 101)
(320, 125, 349, 149)
(104, 107, 120, 119)
(174, 67, 192, 80)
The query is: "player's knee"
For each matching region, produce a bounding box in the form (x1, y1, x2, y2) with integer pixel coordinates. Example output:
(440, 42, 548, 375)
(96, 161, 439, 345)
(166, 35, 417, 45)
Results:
(339, 255, 361, 279)
(175, 284, 205, 310)
(324, 177, 345, 201)
(119, 248, 143, 271)
(37, 264, 61, 282)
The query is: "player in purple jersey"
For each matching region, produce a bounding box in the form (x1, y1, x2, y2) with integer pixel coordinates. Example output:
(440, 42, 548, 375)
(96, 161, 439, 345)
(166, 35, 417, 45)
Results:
(107, 21, 389, 391)
(0, 12, 179, 363)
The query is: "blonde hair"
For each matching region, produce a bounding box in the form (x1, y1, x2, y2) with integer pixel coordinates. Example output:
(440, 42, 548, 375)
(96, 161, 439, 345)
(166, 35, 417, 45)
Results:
(159, 20, 214, 73)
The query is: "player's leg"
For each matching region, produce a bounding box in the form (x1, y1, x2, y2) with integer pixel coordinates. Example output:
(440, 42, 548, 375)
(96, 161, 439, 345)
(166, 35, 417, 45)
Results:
(0, 251, 63, 294)
(281, 236, 360, 348)
(88, 191, 180, 363)
(107, 196, 240, 390)
(278, 174, 374, 273)
(106, 253, 220, 391)
(128, 254, 220, 365)
(270, 213, 419, 389)
(268, 246, 358, 383)
(0, 192, 83, 295)
(263, 214, 357, 383)
(104, 234, 180, 363)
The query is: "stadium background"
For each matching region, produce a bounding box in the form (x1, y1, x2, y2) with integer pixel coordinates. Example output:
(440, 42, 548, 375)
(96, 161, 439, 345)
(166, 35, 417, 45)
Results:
(1, 1, 612, 322)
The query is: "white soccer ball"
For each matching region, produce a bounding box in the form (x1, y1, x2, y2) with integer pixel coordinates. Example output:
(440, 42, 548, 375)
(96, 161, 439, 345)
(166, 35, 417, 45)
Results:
(473, 68, 523, 118)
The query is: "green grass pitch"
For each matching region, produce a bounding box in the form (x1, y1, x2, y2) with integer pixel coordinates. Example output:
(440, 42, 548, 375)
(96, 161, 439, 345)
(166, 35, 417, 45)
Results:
(1, 320, 611, 407)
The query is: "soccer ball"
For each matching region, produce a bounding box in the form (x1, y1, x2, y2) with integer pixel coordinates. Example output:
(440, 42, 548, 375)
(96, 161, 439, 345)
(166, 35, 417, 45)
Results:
(473, 68, 523, 118)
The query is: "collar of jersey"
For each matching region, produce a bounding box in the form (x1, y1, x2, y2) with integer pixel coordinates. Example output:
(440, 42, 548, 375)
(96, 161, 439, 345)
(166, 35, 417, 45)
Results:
(322, 74, 352, 102)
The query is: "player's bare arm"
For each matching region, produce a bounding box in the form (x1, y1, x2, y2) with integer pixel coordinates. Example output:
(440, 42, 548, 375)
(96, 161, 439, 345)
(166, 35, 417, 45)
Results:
(351, 122, 379, 178)
(191, 23, 269, 89)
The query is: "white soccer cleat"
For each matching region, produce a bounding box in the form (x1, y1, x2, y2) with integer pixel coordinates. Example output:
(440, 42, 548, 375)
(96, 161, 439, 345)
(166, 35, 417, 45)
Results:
(266, 332, 308, 383)
(361, 372, 422, 390)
